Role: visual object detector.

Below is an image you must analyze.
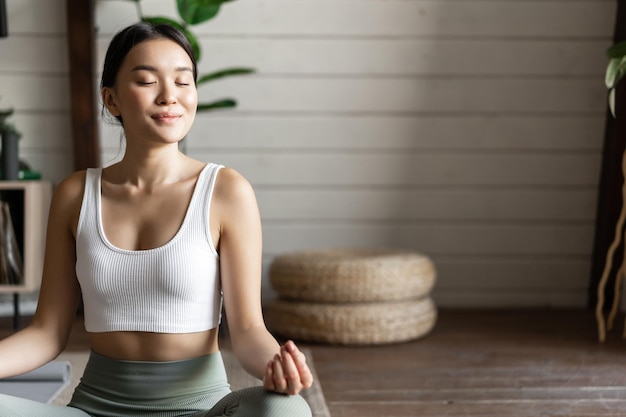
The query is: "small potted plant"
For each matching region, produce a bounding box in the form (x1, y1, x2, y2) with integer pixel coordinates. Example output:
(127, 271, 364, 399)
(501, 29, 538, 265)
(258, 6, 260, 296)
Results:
(0, 108, 20, 180)
(0, 108, 16, 134)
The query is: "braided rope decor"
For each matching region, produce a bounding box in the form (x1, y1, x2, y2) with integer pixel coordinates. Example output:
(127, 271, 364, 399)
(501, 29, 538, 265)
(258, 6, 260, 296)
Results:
(269, 249, 436, 303)
(266, 297, 436, 345)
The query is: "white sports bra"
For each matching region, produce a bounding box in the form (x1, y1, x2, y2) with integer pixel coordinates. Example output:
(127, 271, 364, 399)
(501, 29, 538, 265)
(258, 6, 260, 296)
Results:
(75, 163, 223, 333)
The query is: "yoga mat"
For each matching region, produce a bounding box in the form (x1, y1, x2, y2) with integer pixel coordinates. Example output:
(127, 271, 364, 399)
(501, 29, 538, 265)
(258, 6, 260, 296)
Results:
(0, 361, 71, 404)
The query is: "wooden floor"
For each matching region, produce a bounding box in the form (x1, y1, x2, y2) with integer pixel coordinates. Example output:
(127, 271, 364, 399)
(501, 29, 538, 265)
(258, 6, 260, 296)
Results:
(309, 309, 626, 417)
(2, 309, 626, 417)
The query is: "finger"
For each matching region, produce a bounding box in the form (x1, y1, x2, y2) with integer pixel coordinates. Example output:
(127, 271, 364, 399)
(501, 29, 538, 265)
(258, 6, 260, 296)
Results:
(280, 345, 303, 395)
(297, 360, 313, 389)
(272, 355, 288, 393)
(284, 342, 313, 389)
(263, 359, 275, 391)
(285, 341, 306, 364)
(285, 340, 298, 353)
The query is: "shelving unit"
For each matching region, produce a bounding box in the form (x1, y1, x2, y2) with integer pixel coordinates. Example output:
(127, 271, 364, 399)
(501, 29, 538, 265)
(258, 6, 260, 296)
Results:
(0, 181, 52, 328)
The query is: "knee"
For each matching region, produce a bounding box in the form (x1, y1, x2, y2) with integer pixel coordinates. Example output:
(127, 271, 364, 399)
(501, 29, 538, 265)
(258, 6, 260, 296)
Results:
(237, 387, 312, 417)
(276, 392, 311, 417)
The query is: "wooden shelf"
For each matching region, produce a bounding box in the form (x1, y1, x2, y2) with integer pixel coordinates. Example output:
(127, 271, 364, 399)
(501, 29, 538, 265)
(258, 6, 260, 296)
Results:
(0, 181, 52, 294)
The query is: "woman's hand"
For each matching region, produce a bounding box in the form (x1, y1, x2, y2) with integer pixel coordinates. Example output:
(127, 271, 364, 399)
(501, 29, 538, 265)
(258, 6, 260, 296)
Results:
(263, 340, 313, 395)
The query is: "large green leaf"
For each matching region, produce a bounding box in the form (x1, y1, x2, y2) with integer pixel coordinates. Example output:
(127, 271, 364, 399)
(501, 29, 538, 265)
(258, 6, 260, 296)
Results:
(197, 99, 237, 111)
(197, 67, 255, 85)
(178, 0, 235, 25)
(141, 16, 202, 61)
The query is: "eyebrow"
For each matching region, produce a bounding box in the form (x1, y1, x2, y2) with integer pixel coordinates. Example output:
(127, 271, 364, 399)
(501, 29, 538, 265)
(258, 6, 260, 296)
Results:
(131, 65, 193, 73)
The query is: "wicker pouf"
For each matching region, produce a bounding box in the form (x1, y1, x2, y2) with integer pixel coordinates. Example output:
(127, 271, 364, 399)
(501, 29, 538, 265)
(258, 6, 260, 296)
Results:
(265, 297, 436, 345)
(269, 248, 436, 303)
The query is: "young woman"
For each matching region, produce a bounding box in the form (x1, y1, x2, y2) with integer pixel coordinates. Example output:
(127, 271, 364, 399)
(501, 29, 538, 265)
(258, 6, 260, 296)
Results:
(0, 22, 312, 416)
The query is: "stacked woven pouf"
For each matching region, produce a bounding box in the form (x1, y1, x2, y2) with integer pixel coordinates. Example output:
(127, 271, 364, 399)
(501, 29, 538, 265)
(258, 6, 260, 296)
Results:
(265, 248, 437, 345)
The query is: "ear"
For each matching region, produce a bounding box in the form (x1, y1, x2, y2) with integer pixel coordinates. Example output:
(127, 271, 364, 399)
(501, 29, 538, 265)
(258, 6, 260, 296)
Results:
(101, 87, 121, 117)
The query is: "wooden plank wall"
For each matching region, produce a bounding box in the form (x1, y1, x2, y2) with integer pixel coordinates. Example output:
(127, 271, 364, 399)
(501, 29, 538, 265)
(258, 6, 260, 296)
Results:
(1, 0, 617, 308)
(0, 0, 72, 182)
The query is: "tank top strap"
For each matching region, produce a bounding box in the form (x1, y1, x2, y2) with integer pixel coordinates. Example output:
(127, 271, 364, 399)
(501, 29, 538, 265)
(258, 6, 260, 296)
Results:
(195, 163, 223, 256)
(205, 163, 223, 202)
(77, 167, 103, 236)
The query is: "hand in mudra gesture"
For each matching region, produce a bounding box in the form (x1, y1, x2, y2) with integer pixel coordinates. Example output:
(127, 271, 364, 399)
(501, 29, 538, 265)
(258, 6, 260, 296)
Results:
(263, 340, 313, 395)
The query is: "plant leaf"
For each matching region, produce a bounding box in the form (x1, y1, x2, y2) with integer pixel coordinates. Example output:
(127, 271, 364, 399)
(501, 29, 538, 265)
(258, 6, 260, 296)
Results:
(609, 88, 616, 118)
(613, 57, 626, 91)
(141, 16, 202, 61)
(181, 27, 202, 61)
(606, 56, 626, 89)
(0, 108, 14, 132)
(0, 108, 14, 118)
(606, 58, 620, 89)
(607, 41, 626, 59)
(197, 68, 256, 85)
(197, 99, 237, 111)
(619, 56, 626, 76)
(178, 0, 233, 25)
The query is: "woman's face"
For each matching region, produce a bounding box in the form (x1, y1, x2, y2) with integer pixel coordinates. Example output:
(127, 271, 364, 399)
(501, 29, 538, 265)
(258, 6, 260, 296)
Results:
(102, 38, 198, 146)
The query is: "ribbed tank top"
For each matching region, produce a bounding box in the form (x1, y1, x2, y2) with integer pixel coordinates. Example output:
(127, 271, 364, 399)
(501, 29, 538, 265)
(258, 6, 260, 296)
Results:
(75, 163, 223, 333)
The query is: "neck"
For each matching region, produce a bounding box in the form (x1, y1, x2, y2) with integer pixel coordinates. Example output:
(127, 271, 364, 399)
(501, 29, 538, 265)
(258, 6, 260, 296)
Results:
(108, 145, 192, 188)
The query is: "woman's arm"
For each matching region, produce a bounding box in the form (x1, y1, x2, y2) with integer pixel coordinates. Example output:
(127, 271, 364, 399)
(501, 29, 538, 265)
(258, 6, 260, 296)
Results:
(215, 168, 312, 395)
(0, 173, 84, 378)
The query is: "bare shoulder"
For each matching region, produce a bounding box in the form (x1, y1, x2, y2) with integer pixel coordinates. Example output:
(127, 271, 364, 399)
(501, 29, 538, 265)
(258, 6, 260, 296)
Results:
(49, 171, 87, 234)
(212, 167, 260, 229)
(213, 167, 256, 204)
(52, 171, 86, 206)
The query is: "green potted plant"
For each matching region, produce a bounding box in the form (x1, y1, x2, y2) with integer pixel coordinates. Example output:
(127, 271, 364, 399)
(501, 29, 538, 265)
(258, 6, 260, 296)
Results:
(0, 108, 41, 180)
(0, 108, 16, 134)
(0, 108, 21, 180)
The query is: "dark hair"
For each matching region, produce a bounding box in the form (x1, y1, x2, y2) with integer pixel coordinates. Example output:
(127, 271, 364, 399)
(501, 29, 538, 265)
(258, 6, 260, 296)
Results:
(101, 22, 198, 124)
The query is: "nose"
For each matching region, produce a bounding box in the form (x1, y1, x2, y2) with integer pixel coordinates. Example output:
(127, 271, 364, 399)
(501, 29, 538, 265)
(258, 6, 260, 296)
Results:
(156, 83, 176, 105)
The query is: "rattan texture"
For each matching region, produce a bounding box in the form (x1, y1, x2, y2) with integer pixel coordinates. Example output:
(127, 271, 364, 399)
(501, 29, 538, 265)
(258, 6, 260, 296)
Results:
(269, 248, 436, 303)
(265, 297, 437, 345)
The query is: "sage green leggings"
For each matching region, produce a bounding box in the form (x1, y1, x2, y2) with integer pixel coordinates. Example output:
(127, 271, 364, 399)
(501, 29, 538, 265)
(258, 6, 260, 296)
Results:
(0, 351, 311, 417)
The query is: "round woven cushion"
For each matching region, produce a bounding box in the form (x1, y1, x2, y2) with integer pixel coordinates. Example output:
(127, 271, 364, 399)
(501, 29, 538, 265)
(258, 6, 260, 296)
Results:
(265, 297, 436, 345)
(269, 249, 435, 303)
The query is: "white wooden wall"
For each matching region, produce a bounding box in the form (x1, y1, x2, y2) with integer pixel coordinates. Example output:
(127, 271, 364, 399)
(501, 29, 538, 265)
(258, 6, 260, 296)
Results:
(0, 0, 617, 308)
(0, 0, 72, 183)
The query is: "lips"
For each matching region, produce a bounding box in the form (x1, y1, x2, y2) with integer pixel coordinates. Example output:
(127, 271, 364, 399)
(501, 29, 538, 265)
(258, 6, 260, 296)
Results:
(151, 112, 182, 122)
